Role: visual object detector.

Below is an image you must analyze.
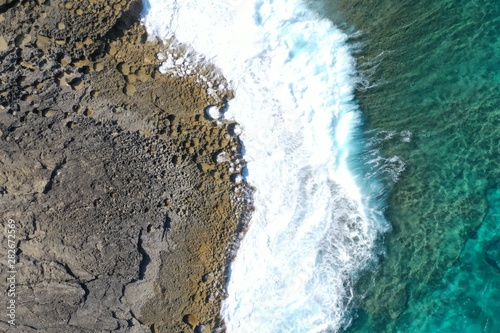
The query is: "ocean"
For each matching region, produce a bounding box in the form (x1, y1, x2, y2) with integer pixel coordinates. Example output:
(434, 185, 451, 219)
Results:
(141, 0, 500, 332)
(326, 0, 500, 332)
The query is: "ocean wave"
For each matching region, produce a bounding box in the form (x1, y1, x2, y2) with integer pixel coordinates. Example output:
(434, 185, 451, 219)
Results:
(141, 0, 391, 331)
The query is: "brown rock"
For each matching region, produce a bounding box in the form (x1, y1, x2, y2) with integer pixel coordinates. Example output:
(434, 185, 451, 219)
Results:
(36, 35, 51, 51)
(125, 74, 136, 83)
(198, 163, 214, 173)
(118, 62, 130, 75)
(124, 84, 136, 96)
(55, 74, 70, 87)
(42, 109, 57, 118)
(0, 35, 8, 52)
(202, 273, 214, 283)
(183, 314, 199, 328)
(73, 59, 89, 67)
(136, 68, 150, 82)
(107, 43, 117, 55)
(93, 62, 104, 72)
(60, 56, 71, 66)
(20, 61, 35, 69)
(196, 325, 211, 333)
(191, 137, 200, 147)
(14, 34, 31, 49)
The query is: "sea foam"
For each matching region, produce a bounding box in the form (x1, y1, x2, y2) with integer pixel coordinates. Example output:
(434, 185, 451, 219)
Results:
(141, 0, 389, 331)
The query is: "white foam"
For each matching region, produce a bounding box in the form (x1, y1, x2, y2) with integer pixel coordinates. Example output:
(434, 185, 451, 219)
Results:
(205, 105, 222, 120)
(142, 0, 389, 332)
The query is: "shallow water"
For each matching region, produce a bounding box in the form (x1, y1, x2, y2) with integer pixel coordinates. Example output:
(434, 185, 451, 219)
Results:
(318, 0, 500, 331)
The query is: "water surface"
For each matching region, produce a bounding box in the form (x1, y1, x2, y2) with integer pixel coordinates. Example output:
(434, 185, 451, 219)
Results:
(318, 0, 500, 331)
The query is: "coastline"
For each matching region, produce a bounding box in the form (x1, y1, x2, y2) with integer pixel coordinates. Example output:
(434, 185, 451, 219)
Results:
(0, 1, 248, 332)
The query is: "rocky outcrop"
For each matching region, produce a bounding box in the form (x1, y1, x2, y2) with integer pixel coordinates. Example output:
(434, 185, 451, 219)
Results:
(0, 1, 251, 332)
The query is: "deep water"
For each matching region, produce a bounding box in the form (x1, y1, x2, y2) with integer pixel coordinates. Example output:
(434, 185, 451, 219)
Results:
(314, 0, 500, 332)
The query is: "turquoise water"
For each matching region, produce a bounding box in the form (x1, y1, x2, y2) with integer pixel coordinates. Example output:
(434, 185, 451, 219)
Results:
(311, 0, 500, 332)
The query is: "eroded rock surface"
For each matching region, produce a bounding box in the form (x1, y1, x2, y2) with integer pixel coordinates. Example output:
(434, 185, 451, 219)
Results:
(0, 1, 251, 332)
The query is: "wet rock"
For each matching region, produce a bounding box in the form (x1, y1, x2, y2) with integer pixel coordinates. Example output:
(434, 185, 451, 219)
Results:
(228, 123, 242, 136)
(214, 151, 229, 163)
(195, 324, 210, 333)
(231, 174, 244, 184)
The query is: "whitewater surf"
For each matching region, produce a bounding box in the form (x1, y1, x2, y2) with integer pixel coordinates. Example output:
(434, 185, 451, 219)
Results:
(141, 0, 390, 331)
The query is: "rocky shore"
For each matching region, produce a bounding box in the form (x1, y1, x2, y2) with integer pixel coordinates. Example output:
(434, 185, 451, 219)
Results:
(0, 1, 250, 332)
